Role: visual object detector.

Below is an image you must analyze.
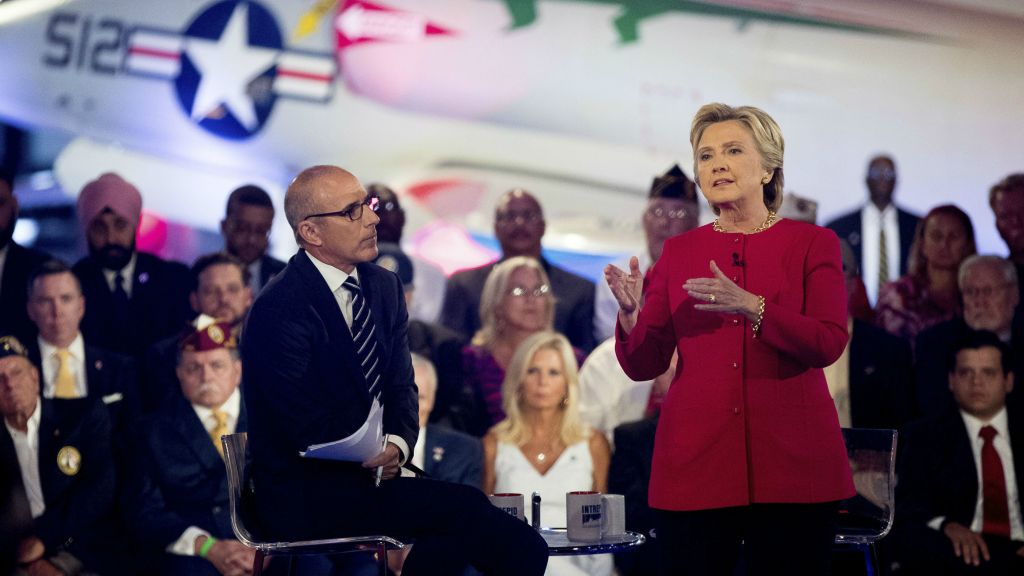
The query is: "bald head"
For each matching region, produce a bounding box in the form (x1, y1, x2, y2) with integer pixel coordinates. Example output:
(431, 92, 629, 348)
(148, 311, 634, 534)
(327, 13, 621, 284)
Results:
(494, 188, 545, 258)
(284, 165, 357, 232)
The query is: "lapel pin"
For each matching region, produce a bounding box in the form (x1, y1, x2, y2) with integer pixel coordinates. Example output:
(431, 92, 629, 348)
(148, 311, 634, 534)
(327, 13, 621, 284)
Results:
(57, 446, 82, 476)
(432, 446, 444, 462)
(139, 272, 149, 285)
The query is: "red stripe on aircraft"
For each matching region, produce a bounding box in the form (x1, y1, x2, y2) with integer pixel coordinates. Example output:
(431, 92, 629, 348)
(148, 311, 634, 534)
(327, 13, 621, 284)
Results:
(277, 69, 332, 83)
(128, 46, 180, 60)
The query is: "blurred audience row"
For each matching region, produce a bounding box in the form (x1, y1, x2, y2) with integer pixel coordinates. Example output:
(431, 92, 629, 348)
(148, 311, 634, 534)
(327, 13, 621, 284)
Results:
(1, 159, 1023, 575)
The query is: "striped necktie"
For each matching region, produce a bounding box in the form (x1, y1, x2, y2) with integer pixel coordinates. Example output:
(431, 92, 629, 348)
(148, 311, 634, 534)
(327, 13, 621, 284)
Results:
(342, 277, 382, 401)
(878, 227, 890, 294)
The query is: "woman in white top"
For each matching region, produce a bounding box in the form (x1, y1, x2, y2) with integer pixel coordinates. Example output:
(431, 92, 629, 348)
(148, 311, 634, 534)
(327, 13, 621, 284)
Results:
(483, 331, 613, 576)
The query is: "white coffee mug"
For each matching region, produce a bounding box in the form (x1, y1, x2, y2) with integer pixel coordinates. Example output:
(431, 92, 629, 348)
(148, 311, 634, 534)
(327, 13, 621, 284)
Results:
(489, 493, 526, 521)
(566, 491, 604, 542)
(601, 494, 626, 538)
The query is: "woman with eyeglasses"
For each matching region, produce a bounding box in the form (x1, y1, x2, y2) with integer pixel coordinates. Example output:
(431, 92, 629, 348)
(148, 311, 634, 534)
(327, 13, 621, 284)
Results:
(606, 103, 854, 575)
(458, 256, 586, 436)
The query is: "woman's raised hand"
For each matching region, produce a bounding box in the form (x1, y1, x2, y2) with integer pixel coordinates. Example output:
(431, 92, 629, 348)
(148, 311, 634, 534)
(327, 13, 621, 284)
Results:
(605, 256, 644, 333)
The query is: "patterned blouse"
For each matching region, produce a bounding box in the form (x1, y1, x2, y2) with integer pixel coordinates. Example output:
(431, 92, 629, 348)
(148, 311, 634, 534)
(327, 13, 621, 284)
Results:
(875, 274, 961, 342)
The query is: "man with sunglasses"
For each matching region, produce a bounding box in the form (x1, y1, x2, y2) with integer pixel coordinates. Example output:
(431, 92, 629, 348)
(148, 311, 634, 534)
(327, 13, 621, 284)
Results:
(241, 165, 548, 576)
(826, 155, 920, 307)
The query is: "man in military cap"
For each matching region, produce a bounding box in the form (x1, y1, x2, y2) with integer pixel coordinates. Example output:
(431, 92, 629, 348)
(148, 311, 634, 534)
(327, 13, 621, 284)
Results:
(128, 320, 255, 575)
(0, 334, 118, 575)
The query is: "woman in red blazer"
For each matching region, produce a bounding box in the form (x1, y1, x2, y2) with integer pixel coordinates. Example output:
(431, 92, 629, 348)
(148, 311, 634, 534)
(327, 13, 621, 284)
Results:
(606, 103, 855, 575)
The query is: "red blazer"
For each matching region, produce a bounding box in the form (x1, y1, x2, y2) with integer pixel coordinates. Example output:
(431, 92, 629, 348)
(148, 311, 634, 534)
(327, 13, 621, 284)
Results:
(617, 219, 855, 511)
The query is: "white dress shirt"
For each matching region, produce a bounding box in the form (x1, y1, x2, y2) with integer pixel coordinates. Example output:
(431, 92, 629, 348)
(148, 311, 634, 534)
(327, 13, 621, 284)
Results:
(0, 243, 9, 292)
(168, 388, 242, 556)
(102, 253, 137, 298)
(4, 401, 45, 518)
(861, 203, 901, 306)
(412, 426, 427, 471)
(38, 333, 88, 399)
(927, 408, 1024, 540)
(305, 252, 410, 464)
(578, 338, 653, 446)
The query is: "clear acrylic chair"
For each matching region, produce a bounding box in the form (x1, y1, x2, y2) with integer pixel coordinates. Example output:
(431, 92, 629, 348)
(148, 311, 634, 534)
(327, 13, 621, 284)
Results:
(221, 432, 405, 576)
(834, 427, 898, 576)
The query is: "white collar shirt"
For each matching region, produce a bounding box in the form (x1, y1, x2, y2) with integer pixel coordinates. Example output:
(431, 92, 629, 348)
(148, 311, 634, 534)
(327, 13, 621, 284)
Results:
(190, 386, 242, 441)
(101, 252, 137, 298)
(960, 408, 1024, 540)
(4, 401, 45, 518)
(38, 333, 87, 399)
(861, 203, 900, 306)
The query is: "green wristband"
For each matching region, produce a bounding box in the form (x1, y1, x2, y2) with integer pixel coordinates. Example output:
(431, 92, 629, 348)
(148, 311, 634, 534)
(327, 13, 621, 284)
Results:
(198, 536, 216, 558)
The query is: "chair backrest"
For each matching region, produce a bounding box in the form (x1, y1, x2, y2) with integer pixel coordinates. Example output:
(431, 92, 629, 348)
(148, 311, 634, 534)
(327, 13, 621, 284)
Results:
(835, 428, 898, 545)
(222, 432, 263, 549)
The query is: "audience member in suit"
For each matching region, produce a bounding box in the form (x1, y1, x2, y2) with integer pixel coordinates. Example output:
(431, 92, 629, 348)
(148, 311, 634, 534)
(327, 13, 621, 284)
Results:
(128, 321, 257, 576)
(242, 165, 547, 575)
(824, 240, 915, 430)
(411, 353, 482, 487)
(375, 242, 467, 428)
(220, 184, 285, 295)
(609, 414, 659, 576)
(369, 183, 449, 324)
(143, 252, 253, 413)
(73, 173, 192, 360)
(440, 188, 596, 352)
(915, 256, 1022, 419)
(874, 204, 976, 342)
(594, 164, 700, 341)
(989, 174, 1024, 330)
(826, 155, 920, 307)
(0, 335, 118, 575)
(895, 330, 1024, 575)
(0, 171, 52, 343)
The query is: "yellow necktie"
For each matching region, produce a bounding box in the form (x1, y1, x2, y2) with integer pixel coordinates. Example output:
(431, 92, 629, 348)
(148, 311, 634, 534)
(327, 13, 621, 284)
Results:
(210, 409, 229, 458)
(54, 349, 77, 399)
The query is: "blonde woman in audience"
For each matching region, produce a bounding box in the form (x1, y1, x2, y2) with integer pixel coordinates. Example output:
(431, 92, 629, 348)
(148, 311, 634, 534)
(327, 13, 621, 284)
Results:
(460, 257, 585, 435)
(483, 331, 612, 576)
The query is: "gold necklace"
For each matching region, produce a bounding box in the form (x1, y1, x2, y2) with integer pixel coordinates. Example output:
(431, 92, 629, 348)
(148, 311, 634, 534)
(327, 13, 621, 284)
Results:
(713, 210, 777, 234)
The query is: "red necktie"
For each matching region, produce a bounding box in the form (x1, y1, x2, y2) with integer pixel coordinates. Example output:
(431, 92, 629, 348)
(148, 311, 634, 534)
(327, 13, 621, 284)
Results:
(979, 425, 1011, 537)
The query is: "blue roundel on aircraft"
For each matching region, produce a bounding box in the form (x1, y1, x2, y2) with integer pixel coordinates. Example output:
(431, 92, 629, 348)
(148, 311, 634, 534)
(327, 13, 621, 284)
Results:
(174, 0, 282, 140)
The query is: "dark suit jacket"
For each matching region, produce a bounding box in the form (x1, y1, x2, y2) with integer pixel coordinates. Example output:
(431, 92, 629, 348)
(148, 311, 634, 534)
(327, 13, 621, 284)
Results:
(242, 251, 418, 540)
(896, 407, 1024, 538)
(609, 415, 658, 576)
(439, 257, 597, 352)
(129, 392, 246, 571)
(409, 320, 466, 426)
(848, 319, 915, 430)
(73, 251, 192, 360)
(914, 319, 1024, 419)
(256, 254, 286, 291)
(826, 206, 919, 277)
(1, 398, 116, 572)
(141, 333, 184, 414)
(0, 241, 51, 342)
(422, 424, 482, 488)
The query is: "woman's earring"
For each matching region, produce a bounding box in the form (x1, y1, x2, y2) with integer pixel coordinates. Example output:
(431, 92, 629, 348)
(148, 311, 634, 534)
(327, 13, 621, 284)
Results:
(560, 396, 568, 408)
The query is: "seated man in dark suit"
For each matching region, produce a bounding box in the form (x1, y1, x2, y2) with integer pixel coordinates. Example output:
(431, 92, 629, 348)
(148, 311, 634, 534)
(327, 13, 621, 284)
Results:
(609, 414, 659, 576)
(221, 185, 285, 295)
(440, 188, 596, 352)
(895, 330, 1024, 575)
(142, 252, 253, 413)
(915, 255, 1022, 418)
(0, 335, 117, 575)
(129, 321, 255, 576)
(411, 353, 481, 487)
(0, 170, 52, 343)
(243, 165, 547, 576)
(73, 173, 192, 360)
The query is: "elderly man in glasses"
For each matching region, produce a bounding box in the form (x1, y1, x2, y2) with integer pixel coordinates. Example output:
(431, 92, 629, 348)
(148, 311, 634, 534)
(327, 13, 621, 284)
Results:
(825, 155, 920, 307)
(242, 165, 548, 576)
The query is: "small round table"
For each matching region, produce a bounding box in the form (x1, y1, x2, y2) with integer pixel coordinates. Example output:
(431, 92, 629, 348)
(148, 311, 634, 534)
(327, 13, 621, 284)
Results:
(539, 528, 646, 556)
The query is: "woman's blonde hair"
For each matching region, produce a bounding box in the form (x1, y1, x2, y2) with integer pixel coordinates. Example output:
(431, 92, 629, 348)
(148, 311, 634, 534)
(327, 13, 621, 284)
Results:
(492, 331, 588, 446)
(689, 103, 785, 213)
(472, 256, 556, 347)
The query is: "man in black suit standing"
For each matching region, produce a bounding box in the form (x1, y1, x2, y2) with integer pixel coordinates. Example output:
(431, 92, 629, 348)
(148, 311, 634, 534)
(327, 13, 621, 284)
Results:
(242, 165, 546, 575)
(826, 155, 920, 307)
(895, 330, 1024, 574)
(221, 184, 286, 295)
(0, 170, 51, 343)
(0, 334, 117, 575)
(440, 188, 596, 352)
(72, 173, 192, 360)
(129, 321, 256, 575)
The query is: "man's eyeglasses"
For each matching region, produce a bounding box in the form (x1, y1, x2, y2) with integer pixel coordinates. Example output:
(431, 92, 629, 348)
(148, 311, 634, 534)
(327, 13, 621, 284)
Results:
(304, 195, 380, 222)
(867, 167, 896, 181)
(508, 284, 550, 298)
(963, 283, 1011, 299)
(495, 211, 542, 224)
